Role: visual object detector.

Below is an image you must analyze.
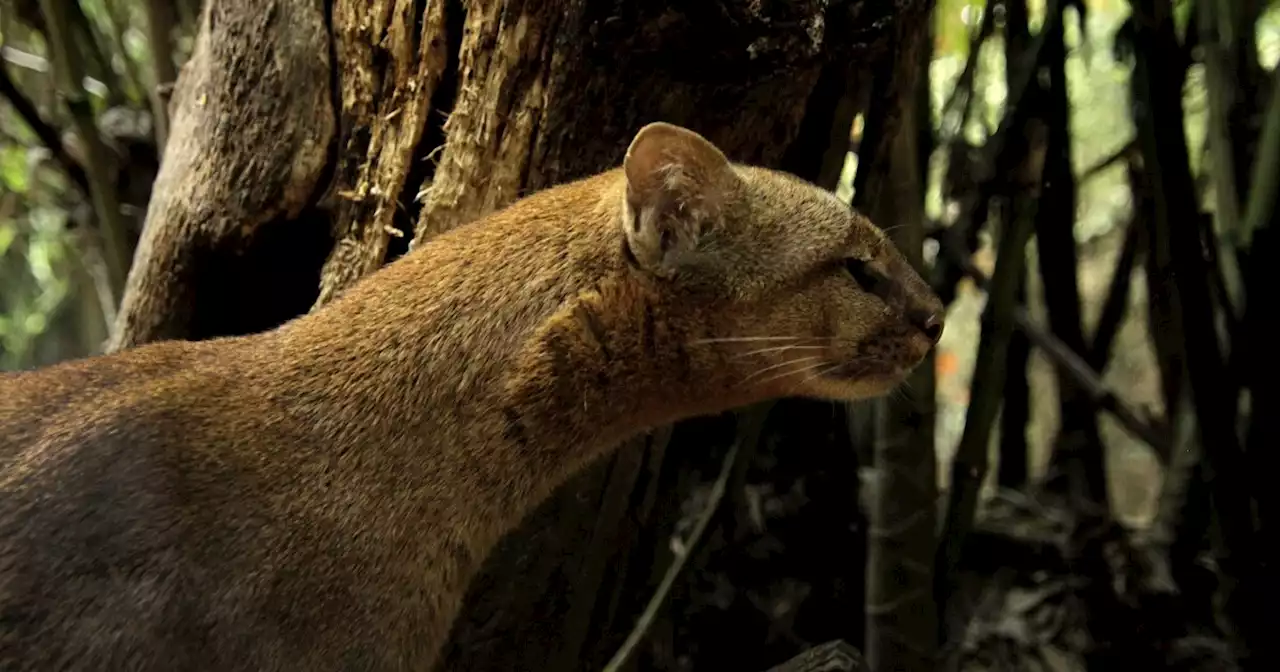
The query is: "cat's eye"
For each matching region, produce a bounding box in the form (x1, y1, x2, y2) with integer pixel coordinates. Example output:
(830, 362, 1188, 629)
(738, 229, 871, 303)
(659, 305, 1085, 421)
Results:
(844, 258, 880, 293)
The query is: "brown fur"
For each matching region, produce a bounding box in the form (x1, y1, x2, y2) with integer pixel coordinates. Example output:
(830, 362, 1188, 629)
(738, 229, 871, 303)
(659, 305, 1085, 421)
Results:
(0, 124, 943, 671)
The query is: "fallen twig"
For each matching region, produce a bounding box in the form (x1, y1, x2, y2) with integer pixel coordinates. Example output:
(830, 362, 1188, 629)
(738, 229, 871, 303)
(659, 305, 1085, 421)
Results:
(601, 418, 750, 672)
(765, 639, 864, 672)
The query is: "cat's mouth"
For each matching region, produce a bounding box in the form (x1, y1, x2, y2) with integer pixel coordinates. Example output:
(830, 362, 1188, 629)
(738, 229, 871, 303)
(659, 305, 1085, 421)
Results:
(825, 326, 936, 382)
(791, 358, 916, 402)
(820, 343, 933, 388)
(822, 359, 910, 383)
(734, 331, 934, 396)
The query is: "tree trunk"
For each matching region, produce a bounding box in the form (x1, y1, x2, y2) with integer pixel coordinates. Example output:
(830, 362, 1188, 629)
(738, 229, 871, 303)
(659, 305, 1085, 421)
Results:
(1130, 0, 1259, 661)
(108, 0, 335, 350)
(111, 1, 930, 669)
(850, 5, 939, 670)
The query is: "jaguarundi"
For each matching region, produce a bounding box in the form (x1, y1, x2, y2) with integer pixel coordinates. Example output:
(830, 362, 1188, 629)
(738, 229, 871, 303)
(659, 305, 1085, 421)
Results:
(0, 122, 944, 671)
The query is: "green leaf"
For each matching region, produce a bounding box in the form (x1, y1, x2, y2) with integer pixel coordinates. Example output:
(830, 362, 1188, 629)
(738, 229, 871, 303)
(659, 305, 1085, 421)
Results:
(22, 311, 46, 336)
(0, 224, 15, 257)
(0, 145, 30, 194)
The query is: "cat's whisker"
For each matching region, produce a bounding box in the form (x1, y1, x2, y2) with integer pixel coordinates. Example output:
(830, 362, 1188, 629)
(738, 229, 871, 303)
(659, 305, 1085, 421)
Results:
(732, 344, 828, 360)
(797, 362, 847, 389)
(789, 361, 869, 396)
(740, 356, 825, 385)
(689, 336, 837, 345)
(690, 336, 802, 344)
(753, 359, 833, 389)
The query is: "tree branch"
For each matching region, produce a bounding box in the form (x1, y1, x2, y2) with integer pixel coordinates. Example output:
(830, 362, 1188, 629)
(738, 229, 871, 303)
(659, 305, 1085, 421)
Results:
(65, 0, 126, 106)
(935, 126, 1042, 605)
(958, 253, 1171, 462)
(1241, 64, 1280, 245)
(994, 0, 1034, 494)
(1079, 138, 1138, 184)
(1130, 2, 1259, 655)
(1036, 0, 1108, 507)
(932, 1, 1059, 306)
(0, 63, 89, 194)
(937, 0, 997, 140)
(104, 0, 147, 104)
(1087, 217, 1142, 371)
(1237, 50, 1280, 672)
(998, 266, 1031, 490)
(145, 0, 179, 149)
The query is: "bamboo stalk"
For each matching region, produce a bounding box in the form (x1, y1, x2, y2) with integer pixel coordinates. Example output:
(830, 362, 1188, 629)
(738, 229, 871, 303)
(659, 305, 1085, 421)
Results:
(37, 0, 129, 304)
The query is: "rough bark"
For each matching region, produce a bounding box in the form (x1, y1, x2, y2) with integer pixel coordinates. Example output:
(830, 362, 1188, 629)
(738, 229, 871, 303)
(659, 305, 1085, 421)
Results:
(113, 0, 926, 669)
(411, 0, 858, 243)
(313, 0, 452, 306)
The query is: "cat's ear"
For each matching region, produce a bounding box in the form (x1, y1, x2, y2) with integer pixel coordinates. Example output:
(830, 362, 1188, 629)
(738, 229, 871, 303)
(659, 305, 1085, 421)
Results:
(621, 122, 736, 278)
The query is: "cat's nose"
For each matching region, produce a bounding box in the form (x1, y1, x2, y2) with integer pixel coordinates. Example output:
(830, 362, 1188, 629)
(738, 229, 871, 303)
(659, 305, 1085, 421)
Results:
(911, 309, 944, 344)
